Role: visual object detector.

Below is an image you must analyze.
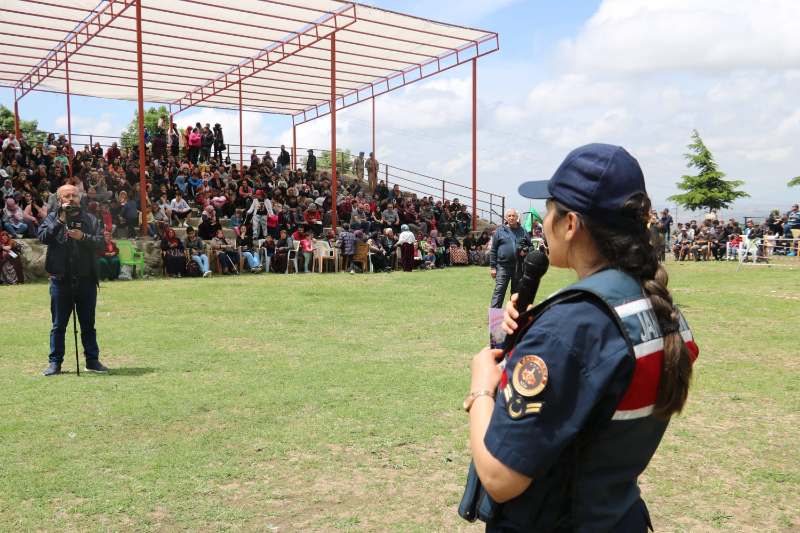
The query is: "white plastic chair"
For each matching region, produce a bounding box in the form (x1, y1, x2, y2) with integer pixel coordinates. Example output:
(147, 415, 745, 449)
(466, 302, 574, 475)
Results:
(287, 240, 300, 274)
(313, 241, 338, 273)
(257, 238, 271, 273)
(737, 237, 760, 263)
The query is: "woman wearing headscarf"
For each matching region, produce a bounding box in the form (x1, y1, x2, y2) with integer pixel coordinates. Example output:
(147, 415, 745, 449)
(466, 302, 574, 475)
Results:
(96, 232, 121, 281)
(397, 224, 416, 272)
(477, 230, 492, 266)
(367, 231, 388, 272)
(160, 227, 186, 277)
(236, 225, 262, 273)
(198, 205, 222, 241)
(272, 229, 291, 274)
(211, 228, 239, 275)
(0, 231, 24, 284)
(462, 231, 480, 265)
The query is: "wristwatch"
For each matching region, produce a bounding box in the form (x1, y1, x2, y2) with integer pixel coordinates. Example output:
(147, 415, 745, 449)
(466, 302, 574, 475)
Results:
(463, 390, 496, 412)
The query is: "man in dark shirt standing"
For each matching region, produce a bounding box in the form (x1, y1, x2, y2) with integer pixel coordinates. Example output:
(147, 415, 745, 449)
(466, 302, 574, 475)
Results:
(37, 184, 107, 376)
(490, 208, 531, 308)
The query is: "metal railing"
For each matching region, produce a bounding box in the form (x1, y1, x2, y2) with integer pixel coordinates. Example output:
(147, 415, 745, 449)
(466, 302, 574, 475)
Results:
(381, 164, 504, 225)
(18, 128, 504, 224)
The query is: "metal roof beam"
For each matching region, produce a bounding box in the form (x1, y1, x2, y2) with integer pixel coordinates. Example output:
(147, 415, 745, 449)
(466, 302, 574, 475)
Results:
(292, 33, 499, 126)
(15, 0, 137, 99)
(170, 4, 357, 116)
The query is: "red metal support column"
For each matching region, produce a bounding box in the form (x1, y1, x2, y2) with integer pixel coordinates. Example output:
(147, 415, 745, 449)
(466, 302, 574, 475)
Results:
(65, 59, 74, 182)
(330, 33, 338, 231)
(238, 80, 243, 170)
(135, 0, 147, 235)
(13, 89, 20, 140)
(471, 59, 477, 231)
(372, 96, 376, 191)
(168, 104, 173, 153)
(292, 123, 297, 172)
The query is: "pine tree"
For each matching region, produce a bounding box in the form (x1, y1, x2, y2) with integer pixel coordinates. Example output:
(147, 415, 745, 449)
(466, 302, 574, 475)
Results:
(667, 129, 749, 212)
(789, 176, 800, 188)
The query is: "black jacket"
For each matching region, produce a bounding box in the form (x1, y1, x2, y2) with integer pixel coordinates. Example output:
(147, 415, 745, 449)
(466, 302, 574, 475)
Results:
(306, 154, 317, 172)
(277, 149, 291, 166)
(37, 211, 105, 283)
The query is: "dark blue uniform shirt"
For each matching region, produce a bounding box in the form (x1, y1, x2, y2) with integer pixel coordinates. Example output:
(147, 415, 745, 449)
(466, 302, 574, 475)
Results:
(483, 270, 698, 531)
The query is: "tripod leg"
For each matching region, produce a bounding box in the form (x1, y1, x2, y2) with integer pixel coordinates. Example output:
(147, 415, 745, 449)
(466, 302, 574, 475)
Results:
(73, 304, 80, 376)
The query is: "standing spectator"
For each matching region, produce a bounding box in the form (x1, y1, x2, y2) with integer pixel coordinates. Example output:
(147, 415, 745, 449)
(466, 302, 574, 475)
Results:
(183, 226, 212, 277)
(337, 223, 356, 274)
(306, 149, 317, 173)
(213, 124, 225, 159)
(188, 127, 202, 165)
(201, 126, 214, 161)
(660, 208, 673, 251)
(367, 152, 379, 190)
(277, 144, 290, 174)
(355, 151, 366, 182)
(489, 208, 531, 308)
(96, 232, 121, 281)
(397, 223, 416, 272)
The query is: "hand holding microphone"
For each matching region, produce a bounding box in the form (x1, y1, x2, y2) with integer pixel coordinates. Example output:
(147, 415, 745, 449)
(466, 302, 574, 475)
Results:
(501, 250, 549, 356)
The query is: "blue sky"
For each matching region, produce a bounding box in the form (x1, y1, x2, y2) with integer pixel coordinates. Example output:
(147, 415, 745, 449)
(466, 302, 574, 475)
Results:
(3, 0, 799, 221)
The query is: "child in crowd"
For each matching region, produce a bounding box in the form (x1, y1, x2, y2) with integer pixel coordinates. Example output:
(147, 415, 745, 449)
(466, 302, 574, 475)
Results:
(298, 230, 314, 273)
(230, 209, 243, 237)
(422, 248, 436, 270)
(337, 223, 356, 274)
(728, 233, 743, 259)
(764, 231, 777, 256)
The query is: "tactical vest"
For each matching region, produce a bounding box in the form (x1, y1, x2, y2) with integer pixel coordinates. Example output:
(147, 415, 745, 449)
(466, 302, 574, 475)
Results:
(461, 269, 698, 531)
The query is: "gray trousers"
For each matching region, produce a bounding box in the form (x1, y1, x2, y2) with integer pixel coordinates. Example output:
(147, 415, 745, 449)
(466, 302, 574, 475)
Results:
(491, 264, 520, 309)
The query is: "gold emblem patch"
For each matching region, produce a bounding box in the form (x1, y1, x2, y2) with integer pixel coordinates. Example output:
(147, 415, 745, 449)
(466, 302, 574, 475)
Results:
(512, 355, 548, 398)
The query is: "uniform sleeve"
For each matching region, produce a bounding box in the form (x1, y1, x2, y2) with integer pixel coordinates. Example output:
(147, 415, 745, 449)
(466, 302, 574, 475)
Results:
(483, 302, 632, 479)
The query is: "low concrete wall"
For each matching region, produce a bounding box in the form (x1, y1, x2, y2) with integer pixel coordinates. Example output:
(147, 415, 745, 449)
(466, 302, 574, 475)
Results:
(17, 238, 165, 280)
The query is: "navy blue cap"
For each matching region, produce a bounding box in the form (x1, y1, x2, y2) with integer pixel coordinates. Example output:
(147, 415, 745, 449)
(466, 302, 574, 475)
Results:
(518, 143, 647, 231)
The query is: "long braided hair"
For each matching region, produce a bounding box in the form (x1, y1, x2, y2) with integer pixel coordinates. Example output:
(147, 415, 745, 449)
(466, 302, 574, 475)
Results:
(548, 194, 693, 420)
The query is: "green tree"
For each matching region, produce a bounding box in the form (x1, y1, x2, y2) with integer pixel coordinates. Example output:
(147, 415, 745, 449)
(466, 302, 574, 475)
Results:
(789, 176, 800, 188)
(0, 104, 46, 142)
(120, 105, 168, 148)
(667, 129, 749, 212)
(301, 149, 353, 174)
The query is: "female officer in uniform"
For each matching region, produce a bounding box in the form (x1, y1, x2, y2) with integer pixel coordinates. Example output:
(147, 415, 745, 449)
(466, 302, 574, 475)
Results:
(466, 144, 699, 531)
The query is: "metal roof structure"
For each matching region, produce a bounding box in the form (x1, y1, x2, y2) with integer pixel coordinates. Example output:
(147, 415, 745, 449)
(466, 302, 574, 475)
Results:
(2, 0, 499, 232)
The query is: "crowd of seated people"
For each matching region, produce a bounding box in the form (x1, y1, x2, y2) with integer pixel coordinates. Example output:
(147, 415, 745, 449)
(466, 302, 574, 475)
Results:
(0, 125, 504, 280)
(664, 204, 800, 261)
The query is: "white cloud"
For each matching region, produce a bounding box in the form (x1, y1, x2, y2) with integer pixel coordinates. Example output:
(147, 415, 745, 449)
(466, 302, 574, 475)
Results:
(555, 0, 800, 75)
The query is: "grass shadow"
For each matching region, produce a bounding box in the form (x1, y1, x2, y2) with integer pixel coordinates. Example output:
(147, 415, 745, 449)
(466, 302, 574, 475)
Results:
(107, 367, 157, 377)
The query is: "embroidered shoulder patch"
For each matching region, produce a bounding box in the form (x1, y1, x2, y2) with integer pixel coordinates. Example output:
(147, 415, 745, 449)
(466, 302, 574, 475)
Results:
(511, 355, 548, 398)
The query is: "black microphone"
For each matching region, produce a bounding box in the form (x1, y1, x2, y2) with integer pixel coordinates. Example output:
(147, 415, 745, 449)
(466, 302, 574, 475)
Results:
(502, 250, 549, 357)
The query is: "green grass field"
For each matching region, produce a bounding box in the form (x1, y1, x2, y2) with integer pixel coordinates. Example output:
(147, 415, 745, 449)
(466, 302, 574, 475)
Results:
(1, 261, 798, 532)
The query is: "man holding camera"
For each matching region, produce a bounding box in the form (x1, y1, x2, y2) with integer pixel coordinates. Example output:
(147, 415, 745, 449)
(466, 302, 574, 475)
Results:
(490, 208, 532, 308)
(37, 184, 107, 376)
